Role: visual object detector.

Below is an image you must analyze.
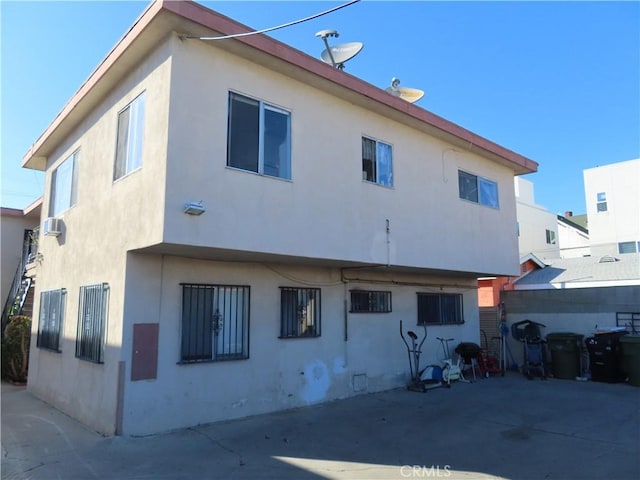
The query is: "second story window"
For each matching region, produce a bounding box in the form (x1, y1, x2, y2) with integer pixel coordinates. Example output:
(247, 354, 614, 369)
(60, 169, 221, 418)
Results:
(546, 229, 556, 245)
(362, 137, 393, 186)
(114, 92, 145, 180)
(49, 151, 78, 217)
(227, 92, 291, 180)
(458, 170, 499, 209)
(596, 192, 607, 212)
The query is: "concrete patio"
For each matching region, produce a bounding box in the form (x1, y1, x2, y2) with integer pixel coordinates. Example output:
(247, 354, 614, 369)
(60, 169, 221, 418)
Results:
(2, 374, 639, 479)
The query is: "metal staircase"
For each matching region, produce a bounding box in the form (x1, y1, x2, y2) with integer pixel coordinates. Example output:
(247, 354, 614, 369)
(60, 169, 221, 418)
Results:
(2, 229, 37, 335)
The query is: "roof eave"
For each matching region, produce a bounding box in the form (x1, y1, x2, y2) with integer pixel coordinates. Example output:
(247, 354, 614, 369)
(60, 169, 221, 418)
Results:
(22, 0, 538, 175)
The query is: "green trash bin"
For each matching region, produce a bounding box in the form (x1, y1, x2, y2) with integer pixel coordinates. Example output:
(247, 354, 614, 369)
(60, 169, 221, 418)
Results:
(546, 333, 584, 379)
(619, 335, 640, 387)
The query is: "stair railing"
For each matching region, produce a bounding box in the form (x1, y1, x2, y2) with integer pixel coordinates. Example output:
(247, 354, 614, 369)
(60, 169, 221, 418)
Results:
(2, 229, 37, 334)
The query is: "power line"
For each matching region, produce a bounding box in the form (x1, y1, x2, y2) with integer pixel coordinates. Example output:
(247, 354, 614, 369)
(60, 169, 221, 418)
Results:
(180, 0, 360, 41)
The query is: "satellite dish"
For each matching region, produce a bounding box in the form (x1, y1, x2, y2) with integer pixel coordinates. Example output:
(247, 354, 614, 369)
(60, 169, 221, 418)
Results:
(385, 77, 424, 103)
(321, 42, 364, 67)
(316, 30, 363, 70)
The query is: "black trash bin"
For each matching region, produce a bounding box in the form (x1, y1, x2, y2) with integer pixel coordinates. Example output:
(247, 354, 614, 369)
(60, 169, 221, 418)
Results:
(585, 330, 628, 383)
(546, 333, 584, 379)
(620, 335, 640, 386)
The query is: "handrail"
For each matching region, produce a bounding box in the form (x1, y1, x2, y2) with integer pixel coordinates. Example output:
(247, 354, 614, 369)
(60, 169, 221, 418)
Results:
(1, 229, 37, 333)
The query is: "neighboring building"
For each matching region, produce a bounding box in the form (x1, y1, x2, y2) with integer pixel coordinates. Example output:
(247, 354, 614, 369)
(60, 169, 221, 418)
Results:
(502, 253, 640, 354)
(557, 211, 590, 258)
(1, 199, 42, 331)
(477, 253, 546, 341)
(514, 177, 560, 260)
(584, 158, 640, 257)
(22, 1, 537, 436)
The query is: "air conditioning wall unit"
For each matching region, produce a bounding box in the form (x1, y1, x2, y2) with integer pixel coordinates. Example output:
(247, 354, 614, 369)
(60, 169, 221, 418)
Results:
(43, 217, 62, 237)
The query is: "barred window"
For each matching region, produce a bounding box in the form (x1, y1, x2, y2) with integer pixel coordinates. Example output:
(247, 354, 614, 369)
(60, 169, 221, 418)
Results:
(350, 290, 392, 313)
(181, 284, 250, 363)
(280, 287, 321, 338)
(76, 284, 109, 363)
(37, 289, 66, 352)
(417, 293, 464, 325)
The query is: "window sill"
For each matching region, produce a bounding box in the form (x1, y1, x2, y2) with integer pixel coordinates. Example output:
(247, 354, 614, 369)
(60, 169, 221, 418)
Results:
(349, 311, 392, 314)
(362, 179, 394, 189)
(177, 356, 249, 365)
(113, 166, 142, 185)
(225, 165, 292, 183)
(37, 346, 62, 354)
(278, 334, 321, 340)
(418, 322, 465, 327)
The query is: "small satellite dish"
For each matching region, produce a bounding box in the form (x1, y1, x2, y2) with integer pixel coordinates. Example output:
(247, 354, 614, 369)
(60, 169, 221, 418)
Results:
(316, 30, 363, 70)
(385, 77, 424, 103)
(321, 42, 364, 67)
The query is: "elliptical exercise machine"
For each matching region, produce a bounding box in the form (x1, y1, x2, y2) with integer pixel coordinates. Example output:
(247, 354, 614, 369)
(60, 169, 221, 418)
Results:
(400, 320, 443, 392)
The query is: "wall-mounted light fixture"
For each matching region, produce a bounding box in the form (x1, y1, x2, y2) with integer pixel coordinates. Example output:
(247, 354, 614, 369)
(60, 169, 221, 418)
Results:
(184, 201, 205, 216)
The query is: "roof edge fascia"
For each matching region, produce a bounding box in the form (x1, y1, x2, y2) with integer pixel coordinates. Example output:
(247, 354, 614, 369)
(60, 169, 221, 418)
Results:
(22, 0, 539, 176)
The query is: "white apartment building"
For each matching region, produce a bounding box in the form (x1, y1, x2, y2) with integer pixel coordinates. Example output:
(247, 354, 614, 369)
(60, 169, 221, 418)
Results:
(584, 158, 640, 257)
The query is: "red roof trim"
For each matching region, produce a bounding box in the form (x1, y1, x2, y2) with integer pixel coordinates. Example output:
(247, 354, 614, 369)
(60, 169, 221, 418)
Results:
(23, 0, 538, 174)
(161, 1, 537, 173)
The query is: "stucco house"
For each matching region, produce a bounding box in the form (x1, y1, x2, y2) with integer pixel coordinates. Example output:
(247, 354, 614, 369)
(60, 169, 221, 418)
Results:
(23, 0, 537, 435)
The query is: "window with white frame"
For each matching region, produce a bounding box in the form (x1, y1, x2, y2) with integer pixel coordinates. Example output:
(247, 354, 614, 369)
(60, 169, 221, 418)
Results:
(362, 137, 393, 186)
(37, 289, 66, 352)
(280, 287, 321, 338)
(350, 290, 392, 313)
(618, 241, 638, 254)
(114, 92, 145, 180)
(417, 292, 464, 325)
(49, 151, 78, 217)
(596, 192, 607, 212)
(227, 92, 291, 180)
(458, 170, 499, 209)
(546, 229, 557, 245)
(76, 283, 109, 363)
(181, 284, 250, 362)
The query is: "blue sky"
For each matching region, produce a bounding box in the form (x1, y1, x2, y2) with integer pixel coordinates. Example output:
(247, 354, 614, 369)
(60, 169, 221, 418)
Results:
(2, 1, 639, 215)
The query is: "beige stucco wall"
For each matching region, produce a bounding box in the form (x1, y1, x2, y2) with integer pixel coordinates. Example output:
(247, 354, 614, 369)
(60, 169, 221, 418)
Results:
(27, 37, 174, 434)
(28, 31, 525, 435)
(121, 253, 479, 435)
(163, 37, 520, 277)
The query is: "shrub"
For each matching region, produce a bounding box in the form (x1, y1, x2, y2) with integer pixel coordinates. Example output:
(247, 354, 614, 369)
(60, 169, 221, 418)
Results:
(2, 315, 31, 383)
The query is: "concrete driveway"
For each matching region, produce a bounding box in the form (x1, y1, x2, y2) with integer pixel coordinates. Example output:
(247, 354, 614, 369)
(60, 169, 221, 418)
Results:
(2, 374, 639, 480)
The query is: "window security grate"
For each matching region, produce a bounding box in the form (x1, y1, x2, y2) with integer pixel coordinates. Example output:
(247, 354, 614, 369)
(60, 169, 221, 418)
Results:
(76, 283, 109, 363)
(181, 284, 250, 362)
(280, 287, 321, 338)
